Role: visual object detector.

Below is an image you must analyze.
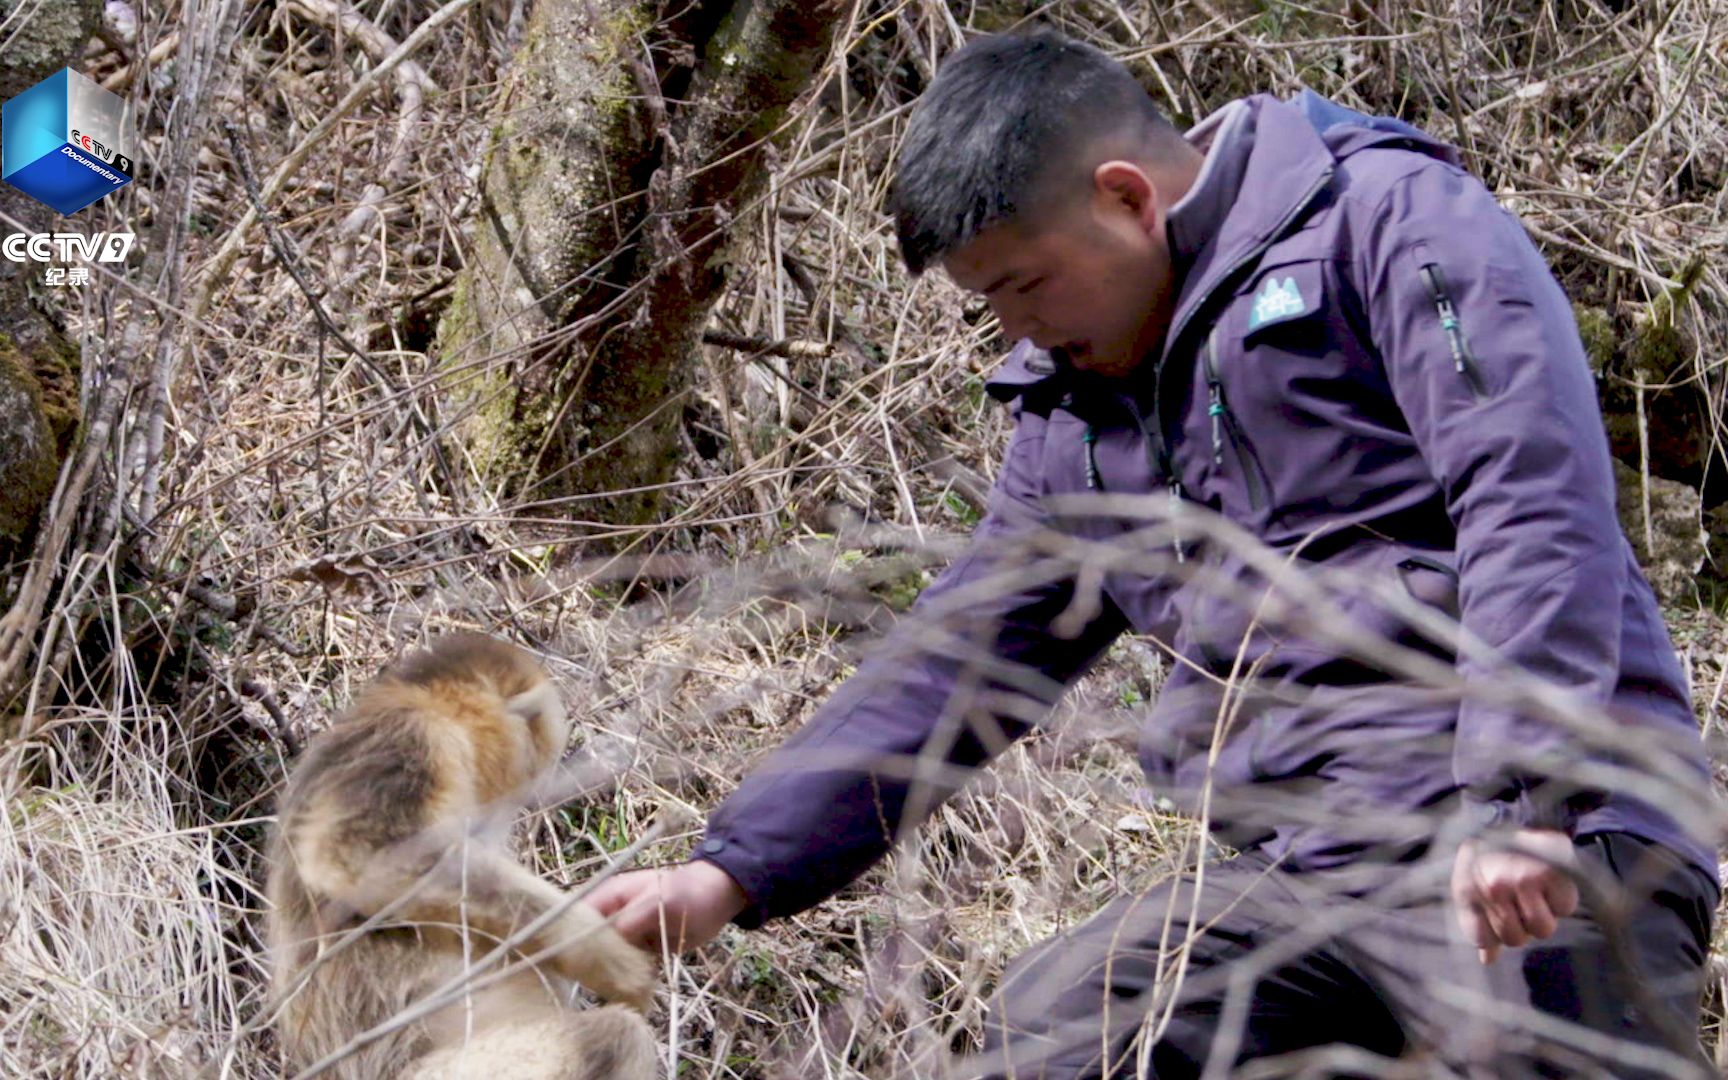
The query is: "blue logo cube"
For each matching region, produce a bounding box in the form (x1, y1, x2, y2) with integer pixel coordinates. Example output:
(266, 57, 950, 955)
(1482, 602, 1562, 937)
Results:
(3, 68, 134, 216)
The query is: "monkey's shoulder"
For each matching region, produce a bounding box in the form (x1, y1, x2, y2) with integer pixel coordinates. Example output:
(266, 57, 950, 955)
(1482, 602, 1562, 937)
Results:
(281, 707, 446, 852)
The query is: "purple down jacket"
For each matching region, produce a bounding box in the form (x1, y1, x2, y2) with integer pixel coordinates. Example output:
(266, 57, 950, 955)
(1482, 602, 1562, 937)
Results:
(696, 91, 1716, 927)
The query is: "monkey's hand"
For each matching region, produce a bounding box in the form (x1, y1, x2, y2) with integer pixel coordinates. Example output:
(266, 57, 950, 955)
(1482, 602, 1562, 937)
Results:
(551, 904, 657, 1011)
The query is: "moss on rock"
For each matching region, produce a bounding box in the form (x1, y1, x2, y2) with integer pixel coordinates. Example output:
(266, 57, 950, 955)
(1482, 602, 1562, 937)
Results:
(1572, 303, 1616, 375)
(0, 335, 61, 543)
(1613, 458, 1704, 603)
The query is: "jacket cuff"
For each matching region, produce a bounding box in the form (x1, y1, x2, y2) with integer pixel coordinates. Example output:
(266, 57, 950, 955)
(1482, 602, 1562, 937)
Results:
(691, 835, 772, 930)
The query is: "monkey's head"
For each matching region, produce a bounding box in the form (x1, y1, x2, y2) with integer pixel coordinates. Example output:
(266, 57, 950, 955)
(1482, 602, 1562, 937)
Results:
(384, 633, 573, 781)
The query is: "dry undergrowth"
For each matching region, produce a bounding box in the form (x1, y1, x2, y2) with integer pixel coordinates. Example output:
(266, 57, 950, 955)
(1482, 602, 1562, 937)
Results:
(1, 0, 1725, 1076)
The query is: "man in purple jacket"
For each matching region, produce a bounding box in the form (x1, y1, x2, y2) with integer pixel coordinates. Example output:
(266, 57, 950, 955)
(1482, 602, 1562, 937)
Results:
(589, 32, 1718, 1078)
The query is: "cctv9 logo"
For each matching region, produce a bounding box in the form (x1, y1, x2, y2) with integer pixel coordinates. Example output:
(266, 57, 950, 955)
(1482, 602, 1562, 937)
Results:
(1, 232, 135, 262)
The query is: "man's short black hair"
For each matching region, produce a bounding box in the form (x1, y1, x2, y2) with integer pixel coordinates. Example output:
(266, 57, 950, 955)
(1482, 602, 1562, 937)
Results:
(889, 31, 1182, 275)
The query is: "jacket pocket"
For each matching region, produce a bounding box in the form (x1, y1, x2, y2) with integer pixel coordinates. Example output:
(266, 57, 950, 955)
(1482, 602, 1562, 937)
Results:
(1390, 549, 1461, 663)
(1395, 551, 1460, 620)
(1266, 541, 1461, 681)
(1415, 260, 1490, 399)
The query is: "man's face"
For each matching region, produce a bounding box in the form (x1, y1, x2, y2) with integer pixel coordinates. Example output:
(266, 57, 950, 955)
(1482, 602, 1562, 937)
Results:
(941, 169, 1176, 380)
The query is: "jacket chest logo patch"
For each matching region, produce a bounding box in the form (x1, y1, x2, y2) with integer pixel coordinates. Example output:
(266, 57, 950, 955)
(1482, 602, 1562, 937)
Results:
(1248, 275, 1311, 331)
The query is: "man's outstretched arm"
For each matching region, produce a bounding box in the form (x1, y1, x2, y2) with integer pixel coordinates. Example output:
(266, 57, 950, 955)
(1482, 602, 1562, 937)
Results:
(588, 408, 1131, 950)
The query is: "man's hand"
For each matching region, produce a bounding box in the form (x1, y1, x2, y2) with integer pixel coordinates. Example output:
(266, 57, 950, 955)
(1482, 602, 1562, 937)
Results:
(1451, 828, 1580, 964)
(584, 859, 750, 955)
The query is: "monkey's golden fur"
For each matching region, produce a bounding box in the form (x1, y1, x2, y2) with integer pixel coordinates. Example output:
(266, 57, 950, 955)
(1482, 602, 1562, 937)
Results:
(266, 634, 655, 1079)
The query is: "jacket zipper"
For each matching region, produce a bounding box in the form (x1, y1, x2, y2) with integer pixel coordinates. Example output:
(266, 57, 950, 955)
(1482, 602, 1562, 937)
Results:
(1142, 414, 1187, 563)
(1144, 166, 1335, 523)
(1203, 329, 1270, 512)
(1113, 393, 1186, 562)
(1078, 399, 1186, 562)
(1417, 263, 1489, 399)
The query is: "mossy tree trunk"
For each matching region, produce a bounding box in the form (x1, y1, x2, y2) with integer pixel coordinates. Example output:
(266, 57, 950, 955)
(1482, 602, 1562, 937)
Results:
(0, 0, 100, 562)
(437, 0, 845, 531)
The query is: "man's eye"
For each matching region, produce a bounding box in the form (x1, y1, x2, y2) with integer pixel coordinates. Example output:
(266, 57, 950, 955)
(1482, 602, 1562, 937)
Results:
(1016, 277, 1045, 295)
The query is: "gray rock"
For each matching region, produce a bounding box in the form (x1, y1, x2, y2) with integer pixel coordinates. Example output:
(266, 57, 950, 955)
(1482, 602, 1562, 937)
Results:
(1613, 458, 1705, 602)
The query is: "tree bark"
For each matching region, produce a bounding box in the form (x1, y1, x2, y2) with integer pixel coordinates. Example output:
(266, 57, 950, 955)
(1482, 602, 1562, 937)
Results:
(0, 0, 102, 559)
(437, 0, 845, 531)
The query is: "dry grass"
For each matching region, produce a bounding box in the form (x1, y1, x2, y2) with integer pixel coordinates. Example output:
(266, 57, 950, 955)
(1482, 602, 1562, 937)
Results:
(1, 0, 1725, 1076)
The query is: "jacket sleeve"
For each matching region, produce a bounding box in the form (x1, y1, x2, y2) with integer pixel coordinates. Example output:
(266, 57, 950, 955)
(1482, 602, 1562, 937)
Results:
(694, 409, 1128, 927)
(1359, 158, 1625, 832)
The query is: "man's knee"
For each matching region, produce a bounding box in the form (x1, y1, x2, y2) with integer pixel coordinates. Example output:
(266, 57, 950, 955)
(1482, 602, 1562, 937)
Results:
(980, 934, 1082, 1050)
(968, 860, 1283, 1078)
(972, 898, 1209, 1077)
(973, 920, 1149, 1078)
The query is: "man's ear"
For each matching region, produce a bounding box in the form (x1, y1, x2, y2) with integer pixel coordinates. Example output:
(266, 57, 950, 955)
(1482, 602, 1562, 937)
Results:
(1093, 160, 1161, 235)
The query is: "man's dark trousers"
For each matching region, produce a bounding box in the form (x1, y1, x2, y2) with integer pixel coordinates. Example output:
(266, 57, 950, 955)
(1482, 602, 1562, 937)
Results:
(972, 833, 1715, 1079)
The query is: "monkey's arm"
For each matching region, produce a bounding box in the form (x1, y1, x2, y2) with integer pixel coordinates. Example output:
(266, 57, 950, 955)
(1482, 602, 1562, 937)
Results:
(313, 838, 654, 1011)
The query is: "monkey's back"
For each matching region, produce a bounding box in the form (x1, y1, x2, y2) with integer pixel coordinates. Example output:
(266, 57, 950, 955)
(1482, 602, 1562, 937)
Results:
(266, 700, 455, 1076)
(269, 918, 449, 1076)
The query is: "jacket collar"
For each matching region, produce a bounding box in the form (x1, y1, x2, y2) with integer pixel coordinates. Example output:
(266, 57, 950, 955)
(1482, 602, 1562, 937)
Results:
(1166, 99, 1255, 275)
(1161, 94, 1339, 361)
